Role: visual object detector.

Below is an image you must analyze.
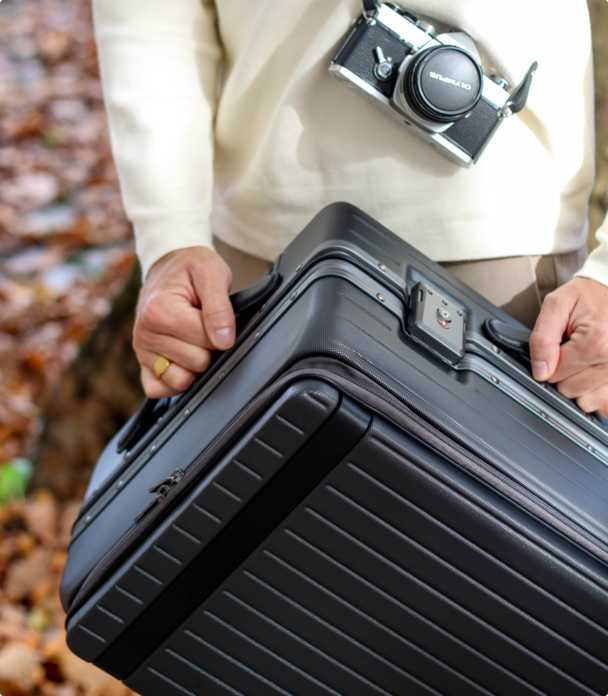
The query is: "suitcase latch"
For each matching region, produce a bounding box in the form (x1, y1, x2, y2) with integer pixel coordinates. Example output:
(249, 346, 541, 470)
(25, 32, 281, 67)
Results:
(134, 469, 185, 524)
(407, 281, 466, 364)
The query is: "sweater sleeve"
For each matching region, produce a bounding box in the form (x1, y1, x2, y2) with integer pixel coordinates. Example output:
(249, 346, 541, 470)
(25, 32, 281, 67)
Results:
(576, 213, 608, 287)
(93, 0, 222, 278)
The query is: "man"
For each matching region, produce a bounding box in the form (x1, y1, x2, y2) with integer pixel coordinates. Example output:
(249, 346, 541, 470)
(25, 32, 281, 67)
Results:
(93, 0, 608, 414)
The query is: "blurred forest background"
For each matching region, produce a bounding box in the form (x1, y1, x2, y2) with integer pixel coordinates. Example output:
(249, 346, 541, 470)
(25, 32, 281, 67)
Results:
(0, 0, 606, 694)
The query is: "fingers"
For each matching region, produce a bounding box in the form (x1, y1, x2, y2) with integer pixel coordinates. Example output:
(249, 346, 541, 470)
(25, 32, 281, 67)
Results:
(140, 347, 212, 385)
(140, 357, 201, 398)
(556, 362, 608, 401)
(133, 294, 211, 398)
(531, 277, 608, 416)
(574, 382, 608, 417)
(553, 354, 608, 418)
(134, 336, 213, 375)
(133, 247, 236, 398)
(136, 290, 213, 351)
(190, 256, 235, 351)
(529, 289, 575, 382)
(549, 334, 598, 385)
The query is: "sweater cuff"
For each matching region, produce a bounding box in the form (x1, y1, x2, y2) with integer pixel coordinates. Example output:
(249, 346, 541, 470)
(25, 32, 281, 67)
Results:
(135, 214, 214, 279)
(575, 216, 608, 288)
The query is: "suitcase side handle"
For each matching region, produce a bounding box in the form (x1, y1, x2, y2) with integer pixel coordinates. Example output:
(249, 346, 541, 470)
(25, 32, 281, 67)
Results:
(116, 271, 281, 454)
(484, 319, 532, 363)
(483, 319, 599, 420)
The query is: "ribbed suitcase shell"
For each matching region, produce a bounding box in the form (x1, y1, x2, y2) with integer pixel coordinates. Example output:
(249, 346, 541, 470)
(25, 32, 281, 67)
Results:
(128, 416, 608, 696)
(61, 203, 608, 696)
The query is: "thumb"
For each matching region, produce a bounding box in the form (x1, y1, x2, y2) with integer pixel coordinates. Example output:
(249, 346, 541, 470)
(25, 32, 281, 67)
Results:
(191, 255, 236, 351)
(529, 291, 573, 382)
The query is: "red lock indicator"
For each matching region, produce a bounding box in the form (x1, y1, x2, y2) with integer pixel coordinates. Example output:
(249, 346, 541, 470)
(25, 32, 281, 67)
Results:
(438, 318, 450, 329)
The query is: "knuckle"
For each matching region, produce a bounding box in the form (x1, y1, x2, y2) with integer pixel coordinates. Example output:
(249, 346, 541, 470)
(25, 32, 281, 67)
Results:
(140, 296, 173, 334)
(193, 254, 215, 270)
(132, 329, 148, 356)
(204, 297, 232, 323)
(142, 375, 165, 399)
(557, 382, 576, 400)
(171, 370, 195, 393)
(197, 252, 230, 275)
(194, 257, 227, 284)
(192, 351, 212, 373)
(576, 394, 595, 413)
(591, 331, 608, 360)
(132, 318, 146, 345)
(528, 331, 552, 353)
(144, 384, 163, 399)
(543, 290, 561, 307)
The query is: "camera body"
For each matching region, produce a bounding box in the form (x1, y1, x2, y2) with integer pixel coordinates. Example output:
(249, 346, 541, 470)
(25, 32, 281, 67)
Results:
(330, 3, 526, 166)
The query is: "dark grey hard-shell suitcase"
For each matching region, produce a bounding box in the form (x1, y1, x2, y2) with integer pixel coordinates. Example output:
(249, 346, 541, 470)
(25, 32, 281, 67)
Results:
(61, 202, 608, 696)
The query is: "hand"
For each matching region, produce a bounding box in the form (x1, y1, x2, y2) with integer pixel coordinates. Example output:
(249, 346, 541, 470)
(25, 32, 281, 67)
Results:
(133, 247, 235, 399)
(529, 277, 608, 418)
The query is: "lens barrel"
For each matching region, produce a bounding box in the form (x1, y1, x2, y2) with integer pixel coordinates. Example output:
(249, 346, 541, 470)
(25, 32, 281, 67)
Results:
(403, 45, 483, 123)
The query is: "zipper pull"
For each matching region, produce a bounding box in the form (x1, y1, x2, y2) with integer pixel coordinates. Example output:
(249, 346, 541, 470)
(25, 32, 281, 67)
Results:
(134, 469, 185, 524)
(149, 468, 185, 496)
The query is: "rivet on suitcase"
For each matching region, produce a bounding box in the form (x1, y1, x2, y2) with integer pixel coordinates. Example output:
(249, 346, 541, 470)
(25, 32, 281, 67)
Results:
(61, 203, 608, 696)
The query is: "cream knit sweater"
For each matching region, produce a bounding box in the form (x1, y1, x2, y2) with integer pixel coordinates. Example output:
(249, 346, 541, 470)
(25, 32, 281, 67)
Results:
(93, 0, 608, 283)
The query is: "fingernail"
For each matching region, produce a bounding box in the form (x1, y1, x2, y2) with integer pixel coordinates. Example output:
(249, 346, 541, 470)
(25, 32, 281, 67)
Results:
(531, 360, 548, 381)
(214, 327, 235, 349)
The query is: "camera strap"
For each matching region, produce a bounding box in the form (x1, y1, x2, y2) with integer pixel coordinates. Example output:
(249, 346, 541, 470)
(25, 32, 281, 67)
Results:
(502, 61, 538, 116)
(362, 0, 377, 13)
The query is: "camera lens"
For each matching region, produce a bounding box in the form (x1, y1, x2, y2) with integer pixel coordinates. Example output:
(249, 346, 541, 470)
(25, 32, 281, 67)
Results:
(402, 45, 483, 123)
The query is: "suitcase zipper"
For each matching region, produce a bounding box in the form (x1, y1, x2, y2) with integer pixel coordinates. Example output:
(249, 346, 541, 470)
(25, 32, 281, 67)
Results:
(134, 469, 185, 524)
(67, 371, 334, 614)
(109, 375, 304, 535)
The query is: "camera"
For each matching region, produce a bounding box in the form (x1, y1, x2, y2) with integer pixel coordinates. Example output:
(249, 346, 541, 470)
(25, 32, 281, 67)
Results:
(330, 2, 537, 166)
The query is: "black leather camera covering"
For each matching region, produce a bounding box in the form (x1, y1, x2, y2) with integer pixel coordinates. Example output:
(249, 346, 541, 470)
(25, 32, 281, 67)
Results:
(333, 18, 410, 98)
(443, 97, 501, 158)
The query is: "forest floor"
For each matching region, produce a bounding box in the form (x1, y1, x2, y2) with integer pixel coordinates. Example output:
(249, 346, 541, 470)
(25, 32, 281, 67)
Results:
(0, 0, 134, 480)
(0, 0, 607, 694)
(0, 0, 136, 692)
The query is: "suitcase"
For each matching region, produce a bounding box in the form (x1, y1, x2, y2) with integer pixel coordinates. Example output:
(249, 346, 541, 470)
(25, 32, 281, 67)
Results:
(60, 202, 608, 696)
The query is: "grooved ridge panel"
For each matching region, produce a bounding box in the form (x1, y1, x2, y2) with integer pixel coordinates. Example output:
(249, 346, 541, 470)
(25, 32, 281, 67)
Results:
(127, 416, 608, 696)
(67, 383, 338, 662)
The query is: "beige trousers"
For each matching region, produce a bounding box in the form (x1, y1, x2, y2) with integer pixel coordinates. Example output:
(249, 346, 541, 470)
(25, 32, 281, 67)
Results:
(214, 236, 587, 330)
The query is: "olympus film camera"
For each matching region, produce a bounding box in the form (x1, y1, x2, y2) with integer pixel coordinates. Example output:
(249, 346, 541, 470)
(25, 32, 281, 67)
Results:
(330, 2, 537, 166)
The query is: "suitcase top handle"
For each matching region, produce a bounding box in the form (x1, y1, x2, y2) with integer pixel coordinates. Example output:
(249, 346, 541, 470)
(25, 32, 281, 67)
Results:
(116, 271, 281, 454)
